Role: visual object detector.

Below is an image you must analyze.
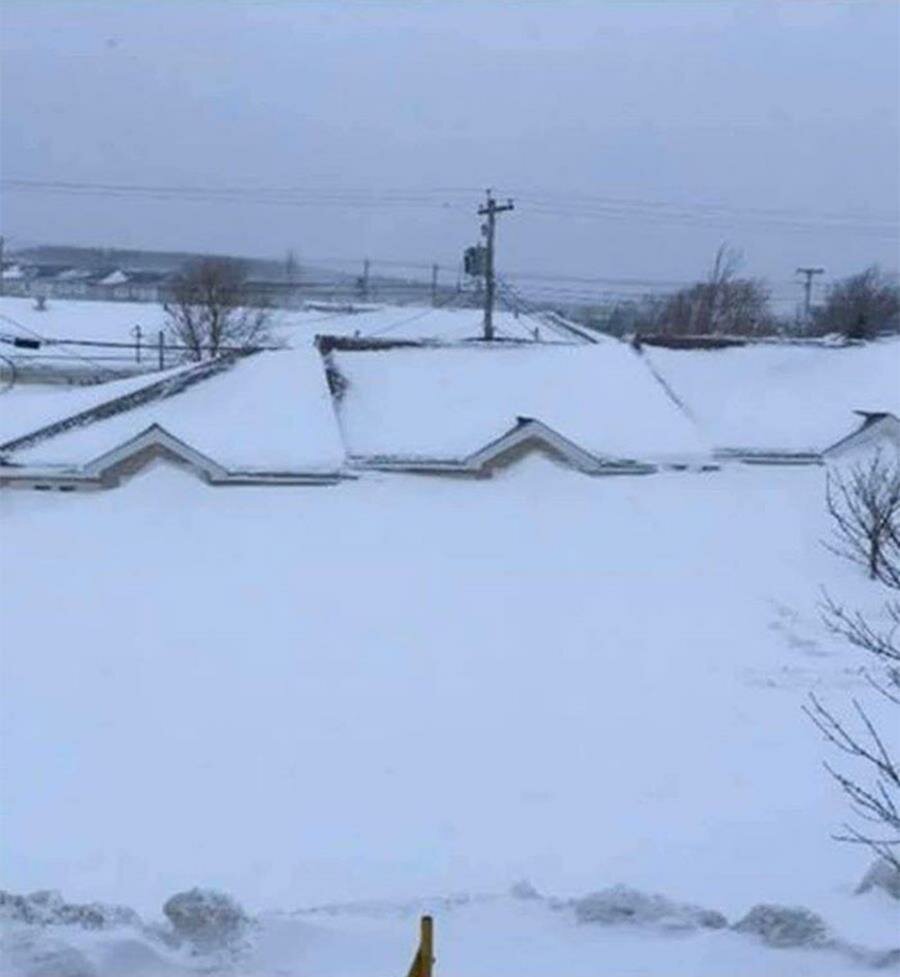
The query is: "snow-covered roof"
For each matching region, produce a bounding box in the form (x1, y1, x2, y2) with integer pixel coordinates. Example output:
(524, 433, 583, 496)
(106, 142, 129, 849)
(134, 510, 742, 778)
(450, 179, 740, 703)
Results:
(96, 269, 129, 286)
(331, 340, 708, 465)
(0, 364, 195, 445)
(823, 411, 900, 462)
(56, 267, 94, 281)
(644, 338, 900, 456)
(8, 348, 345, 473)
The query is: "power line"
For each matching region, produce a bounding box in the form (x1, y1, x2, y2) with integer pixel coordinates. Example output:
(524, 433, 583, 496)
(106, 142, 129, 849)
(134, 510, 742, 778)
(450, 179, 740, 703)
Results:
(4, 178, 897, 235)
(521, 203, 898, 238)
(507, 188, 898, 226)
(362, 287, 469, 338)
(0, 311, 121, 378)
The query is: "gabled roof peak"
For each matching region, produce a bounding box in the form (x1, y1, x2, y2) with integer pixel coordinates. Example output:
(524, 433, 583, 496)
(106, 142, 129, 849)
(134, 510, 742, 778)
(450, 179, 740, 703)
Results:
(854, 410, 892, 421)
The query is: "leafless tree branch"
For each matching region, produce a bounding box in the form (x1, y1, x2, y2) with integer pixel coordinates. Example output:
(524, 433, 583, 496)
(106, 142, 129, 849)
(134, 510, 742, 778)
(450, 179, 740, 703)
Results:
(163, 258, 274, 361)
(824, 453, 900, 588)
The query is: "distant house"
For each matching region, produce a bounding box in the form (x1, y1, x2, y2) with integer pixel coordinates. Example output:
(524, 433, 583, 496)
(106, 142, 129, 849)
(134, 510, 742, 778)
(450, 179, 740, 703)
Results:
(95, 269, 129, 287)
(24, 264, 73, 298)
(823, 412, 900, 464)
(93, 269, 172, 303)
(0, 262, 175, 303)
(1, 262, 26, 282)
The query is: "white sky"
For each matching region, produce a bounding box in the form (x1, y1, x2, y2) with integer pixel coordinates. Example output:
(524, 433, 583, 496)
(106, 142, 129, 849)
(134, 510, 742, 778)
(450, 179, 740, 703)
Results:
(1, 0, 898, 296)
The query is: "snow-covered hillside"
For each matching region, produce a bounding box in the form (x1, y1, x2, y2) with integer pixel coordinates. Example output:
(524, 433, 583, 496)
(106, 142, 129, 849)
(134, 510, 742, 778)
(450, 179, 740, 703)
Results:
(1, 460, 897, 975)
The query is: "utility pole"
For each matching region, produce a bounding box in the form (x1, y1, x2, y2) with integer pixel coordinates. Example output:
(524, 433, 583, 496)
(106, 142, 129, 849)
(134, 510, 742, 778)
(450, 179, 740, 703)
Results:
(362, 258, 371, 301)
(431, 263, 439, 307)
(796, 267, 824, 326)
(157, 330, 165, 370)
(478, 190, 514, 340)
(131, 324, 143, 363)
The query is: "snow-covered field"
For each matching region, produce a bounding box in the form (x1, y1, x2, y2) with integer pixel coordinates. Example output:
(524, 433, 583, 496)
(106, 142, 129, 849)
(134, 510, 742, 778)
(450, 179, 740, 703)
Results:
(0, 295, 540, 350)
(1, 458, 897, 975)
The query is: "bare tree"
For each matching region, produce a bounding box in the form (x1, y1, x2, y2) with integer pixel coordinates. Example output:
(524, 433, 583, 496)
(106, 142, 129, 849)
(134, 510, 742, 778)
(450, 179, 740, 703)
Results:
(811, 266, 900, 340)
(825, 452, 900, 587)
(634, 244, 775, 337)
(163, 258, 272, 361)
(806, 459, 900, 872)
(806, 596, 900, 872)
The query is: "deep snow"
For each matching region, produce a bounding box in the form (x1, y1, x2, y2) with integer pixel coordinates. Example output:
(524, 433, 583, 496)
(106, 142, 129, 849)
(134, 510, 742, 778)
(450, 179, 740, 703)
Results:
(1, 457, 898, 974)
(3, 892, 893, 977)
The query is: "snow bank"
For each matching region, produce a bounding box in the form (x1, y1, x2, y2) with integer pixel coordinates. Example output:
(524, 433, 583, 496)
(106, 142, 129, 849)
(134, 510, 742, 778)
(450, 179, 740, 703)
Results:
(333, 342, 708, 464)
(2, 888, 893, 977)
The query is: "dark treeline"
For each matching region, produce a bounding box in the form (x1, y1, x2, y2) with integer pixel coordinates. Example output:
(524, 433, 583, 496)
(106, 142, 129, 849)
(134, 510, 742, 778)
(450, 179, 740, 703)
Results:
(596, 245, 899, 341)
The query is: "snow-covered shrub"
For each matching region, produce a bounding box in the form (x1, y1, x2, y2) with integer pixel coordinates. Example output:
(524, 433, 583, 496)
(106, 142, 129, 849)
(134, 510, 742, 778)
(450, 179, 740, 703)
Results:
(573, 884, 727, 931)
(509, 879, 542, 901)
(856, 859, 900, 900)
(732, 904, 828, 948)
(0, 890, 139, 930)
(162, 887, 249, 952)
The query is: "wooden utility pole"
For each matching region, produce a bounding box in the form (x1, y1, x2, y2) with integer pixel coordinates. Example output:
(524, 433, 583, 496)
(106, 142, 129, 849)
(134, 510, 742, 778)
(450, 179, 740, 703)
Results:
(362, 258, 371, 301)
(157, 330, 165, 369)
(478, 190, 514, 340)
(431, 263, 439, 307)
(796, 266, 824, 325)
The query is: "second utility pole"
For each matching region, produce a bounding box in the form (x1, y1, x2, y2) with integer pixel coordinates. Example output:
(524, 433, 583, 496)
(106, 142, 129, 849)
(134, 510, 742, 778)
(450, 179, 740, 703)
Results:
(478, 190, 514, 340)
(796, 266, 824, 326)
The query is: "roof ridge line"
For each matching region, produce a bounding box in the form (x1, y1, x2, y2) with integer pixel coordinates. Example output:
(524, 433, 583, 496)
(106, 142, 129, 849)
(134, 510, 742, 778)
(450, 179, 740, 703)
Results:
(0, 353, 249, 455)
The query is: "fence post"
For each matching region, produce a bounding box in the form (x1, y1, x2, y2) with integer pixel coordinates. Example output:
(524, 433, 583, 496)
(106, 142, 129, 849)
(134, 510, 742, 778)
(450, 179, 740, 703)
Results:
(405, 915, 433, 977)
(421, 916, 433, 977)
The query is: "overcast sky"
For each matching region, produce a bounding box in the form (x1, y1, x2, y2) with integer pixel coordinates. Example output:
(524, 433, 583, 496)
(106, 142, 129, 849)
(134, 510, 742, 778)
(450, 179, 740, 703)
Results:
(2, 0, 898, 301)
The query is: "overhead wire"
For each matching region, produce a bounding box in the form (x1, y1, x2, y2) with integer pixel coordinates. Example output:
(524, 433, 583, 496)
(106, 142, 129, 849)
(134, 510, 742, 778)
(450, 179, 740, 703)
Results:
(3, 178, 897, 236)
(361, 287, 472, 338)
(0, 310, 122, 378)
